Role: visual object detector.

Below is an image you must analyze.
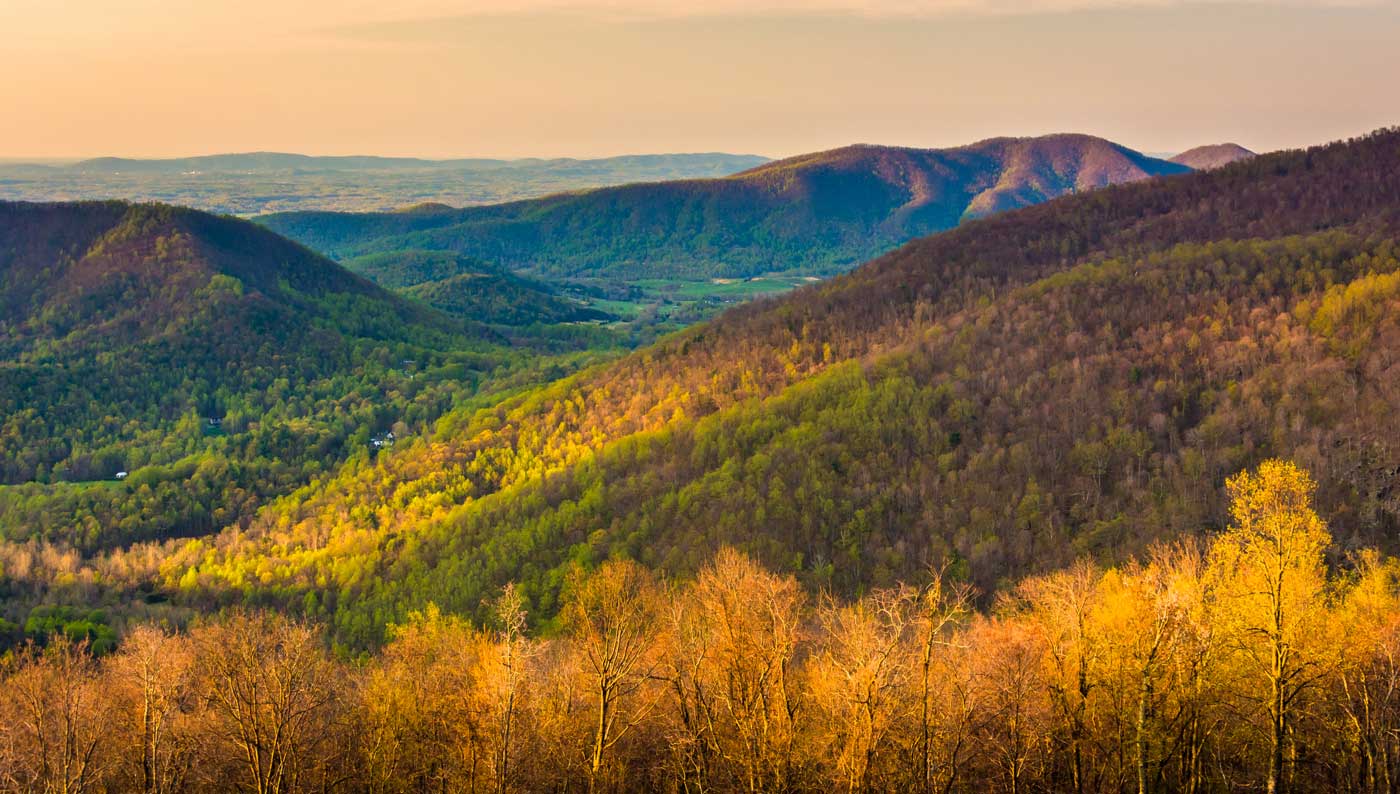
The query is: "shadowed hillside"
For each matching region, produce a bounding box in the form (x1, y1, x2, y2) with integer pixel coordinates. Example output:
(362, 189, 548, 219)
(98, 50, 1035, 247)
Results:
(345, 250, 613, 326)
(0, 202, 469, 359)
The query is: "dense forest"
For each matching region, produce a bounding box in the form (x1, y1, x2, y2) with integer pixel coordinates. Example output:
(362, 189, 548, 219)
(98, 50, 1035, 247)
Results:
(6, 129, 1400, 793)
(56, 127, 1389, 650)
(257, 134, 1187, 281)
(3, 131, 1400, 650)
(345, 250, 613, 326)
(0, 202, 619, 610)
(5, 461, 1400, 793)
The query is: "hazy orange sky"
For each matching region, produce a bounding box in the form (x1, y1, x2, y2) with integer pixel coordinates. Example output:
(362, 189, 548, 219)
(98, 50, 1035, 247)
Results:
(3, 0, 1398, 159)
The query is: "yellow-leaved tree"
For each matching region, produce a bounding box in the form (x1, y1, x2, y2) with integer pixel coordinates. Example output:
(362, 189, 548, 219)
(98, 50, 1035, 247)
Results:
(1209, 459, 1331, 794)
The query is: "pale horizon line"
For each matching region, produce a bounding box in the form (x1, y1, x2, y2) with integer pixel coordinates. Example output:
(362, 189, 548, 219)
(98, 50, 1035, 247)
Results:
(0, 134, 1268, 169)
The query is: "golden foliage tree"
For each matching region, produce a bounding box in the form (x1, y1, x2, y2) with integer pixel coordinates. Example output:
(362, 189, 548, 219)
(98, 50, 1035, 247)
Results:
(9, 459, 1400, 793)
(1209, 459, 1332, 794)
(663, 547, 805, 792)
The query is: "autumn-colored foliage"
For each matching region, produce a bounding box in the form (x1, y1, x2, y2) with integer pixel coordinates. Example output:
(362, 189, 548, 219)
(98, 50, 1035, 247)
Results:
(3, 460, 1399, 793)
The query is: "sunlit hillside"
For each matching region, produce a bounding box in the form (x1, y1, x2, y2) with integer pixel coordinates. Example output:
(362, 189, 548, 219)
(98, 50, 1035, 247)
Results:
(109, 128, 1400, 651)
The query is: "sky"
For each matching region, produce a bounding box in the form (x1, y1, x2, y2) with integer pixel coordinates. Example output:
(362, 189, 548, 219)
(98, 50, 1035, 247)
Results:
(2, 0, 1398, 160)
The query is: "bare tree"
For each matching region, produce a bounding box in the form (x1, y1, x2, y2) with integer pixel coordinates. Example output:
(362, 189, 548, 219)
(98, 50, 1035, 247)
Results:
(665, 547, 805, 792)
(0, 638, 115, 794)
(191, 612, 344, 794)
(107, 625, 199, 794)
(1019, 560, 1103, 794)
(491, 584, 534, 794)
(915, 566, 974, 794)
(563, 560, 666, 794)
(807, 586, 920, 793)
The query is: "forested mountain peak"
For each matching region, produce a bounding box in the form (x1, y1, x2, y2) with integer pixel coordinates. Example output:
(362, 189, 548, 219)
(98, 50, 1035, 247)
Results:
(0, 200, 561, 555)
(0, 200, 458, 358)
(1169, 142, 1257, 170)
(255, 133, 1189, 281)
(741, 133, 1180, 179)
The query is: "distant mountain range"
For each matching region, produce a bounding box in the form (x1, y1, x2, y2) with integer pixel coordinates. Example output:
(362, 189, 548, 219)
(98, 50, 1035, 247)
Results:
(0, 153, 771, 216)
(55, 151, 771, 176)
(1170, 142, 1256, 170)
(258, 133, 1192, 281)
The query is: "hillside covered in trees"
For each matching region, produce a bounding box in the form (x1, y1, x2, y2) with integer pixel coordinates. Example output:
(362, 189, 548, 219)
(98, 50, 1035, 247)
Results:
(345, 249, 613, 326)
(4, 462, 1400, 793)
(1169, 143, 1256, 170)
(257, 134, 1189, 281)
(7, 129, 1400, 792)
(104, 127, 1400, 650)
(0, 201, 614, 565)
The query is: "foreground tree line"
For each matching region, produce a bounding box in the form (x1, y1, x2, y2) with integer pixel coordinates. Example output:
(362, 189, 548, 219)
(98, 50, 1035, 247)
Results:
(3, 460, 1399, 793)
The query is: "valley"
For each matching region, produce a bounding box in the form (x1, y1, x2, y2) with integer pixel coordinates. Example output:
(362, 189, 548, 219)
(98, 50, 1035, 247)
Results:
(7, 0, 1400, 786)
(0, 201, 624, 562)
(3, 124, 1399, 794)
(4, 129, 1398, 639)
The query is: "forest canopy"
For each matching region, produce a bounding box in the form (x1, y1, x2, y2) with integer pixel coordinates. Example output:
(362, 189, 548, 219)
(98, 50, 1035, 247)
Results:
(1, 460, 1396, 793)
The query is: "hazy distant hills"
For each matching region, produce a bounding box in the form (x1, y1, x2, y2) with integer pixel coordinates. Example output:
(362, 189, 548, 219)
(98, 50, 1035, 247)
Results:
(64, 151, 770, 176)
(70, 153, 493, 173)
(0, 152, 770, 216)
(184, 128, 1400, 643)
(1170, 142, 1256, 170)
(259, 133, 1191, 281)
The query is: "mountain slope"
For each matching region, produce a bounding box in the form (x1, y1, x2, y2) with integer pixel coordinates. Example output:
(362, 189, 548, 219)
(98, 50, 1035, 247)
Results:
(165, 128, 1400, 646)
(0, 201, 475, 357)
(257, 134, 1190, 281)
(401, 274, 611, 326)
(0, 201, 555, 553)
(1170, 143, 1256, 170)
(346, 250, 612, 325)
